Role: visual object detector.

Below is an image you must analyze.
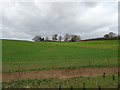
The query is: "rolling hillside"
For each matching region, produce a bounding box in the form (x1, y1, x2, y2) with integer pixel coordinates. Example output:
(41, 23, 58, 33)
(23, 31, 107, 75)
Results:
(2, 39, 118, 72)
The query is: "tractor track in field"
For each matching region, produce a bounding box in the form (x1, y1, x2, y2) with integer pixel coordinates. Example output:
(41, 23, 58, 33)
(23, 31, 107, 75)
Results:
(2, 67, 118, 81)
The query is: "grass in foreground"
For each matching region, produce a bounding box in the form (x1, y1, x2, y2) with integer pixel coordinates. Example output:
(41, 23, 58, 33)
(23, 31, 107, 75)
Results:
(2, 74, 118, 88)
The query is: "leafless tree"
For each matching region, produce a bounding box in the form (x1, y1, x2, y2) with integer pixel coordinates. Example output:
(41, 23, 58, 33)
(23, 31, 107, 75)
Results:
(32, 35, 41, 42)
(104, 34, 109, 39)
(52, 34, 58, 41)
(71, 35, 81, 42)
(58, 36, 62, 41)
(104, 32, 117, 39)
(64, 34, 72, 41)
(45, 37, 49, 41)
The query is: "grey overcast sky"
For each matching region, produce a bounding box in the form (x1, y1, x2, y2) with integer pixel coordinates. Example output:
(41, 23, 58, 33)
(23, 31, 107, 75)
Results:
(1, 0, 118, 40)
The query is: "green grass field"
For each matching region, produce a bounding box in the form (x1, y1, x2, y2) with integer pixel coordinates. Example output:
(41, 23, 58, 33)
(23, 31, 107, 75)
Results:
(2, 39, 119, 73)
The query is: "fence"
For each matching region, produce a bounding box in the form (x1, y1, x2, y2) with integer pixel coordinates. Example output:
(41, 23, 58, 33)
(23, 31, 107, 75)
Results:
(58, 72, 119, 89)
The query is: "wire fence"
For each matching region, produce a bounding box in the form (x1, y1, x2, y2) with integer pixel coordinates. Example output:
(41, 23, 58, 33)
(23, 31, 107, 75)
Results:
(58, 72, 119, 89)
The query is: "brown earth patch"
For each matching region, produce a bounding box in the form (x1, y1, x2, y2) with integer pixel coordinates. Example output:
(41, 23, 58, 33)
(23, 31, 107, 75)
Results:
(2, 67, 118, 82)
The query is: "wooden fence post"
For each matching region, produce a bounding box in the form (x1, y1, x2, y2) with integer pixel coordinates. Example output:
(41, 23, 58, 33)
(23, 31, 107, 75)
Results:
(103, 73, 106, 78)
(98, 86, 101, 90)
(59, 85, 61, 90)
(71, 86, 73, 90)
(118, 84, 120, 90)
(112, 75, 115, 80)
(83, 82, 85, 90)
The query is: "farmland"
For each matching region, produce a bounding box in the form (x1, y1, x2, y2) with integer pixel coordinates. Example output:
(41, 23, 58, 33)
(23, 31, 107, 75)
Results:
(2, 39, 119, 88)
(2, 39, 118, 72)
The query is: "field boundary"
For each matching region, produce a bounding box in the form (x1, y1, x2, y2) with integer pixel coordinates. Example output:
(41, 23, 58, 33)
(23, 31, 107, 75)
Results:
(2, 66, 118, 81)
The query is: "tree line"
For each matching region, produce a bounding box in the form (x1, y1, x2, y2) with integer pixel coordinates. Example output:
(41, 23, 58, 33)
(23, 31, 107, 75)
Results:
(32, 32, 119, 42)
(32, 34, 81, 42)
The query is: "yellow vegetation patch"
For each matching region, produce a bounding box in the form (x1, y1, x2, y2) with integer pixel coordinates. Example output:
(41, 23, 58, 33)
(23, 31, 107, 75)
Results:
(50, 42, 118, 49)
(76, 44, 118, 49)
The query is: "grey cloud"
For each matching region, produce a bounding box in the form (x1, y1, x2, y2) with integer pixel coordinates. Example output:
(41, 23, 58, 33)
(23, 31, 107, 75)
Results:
(2, 1, 118, 40)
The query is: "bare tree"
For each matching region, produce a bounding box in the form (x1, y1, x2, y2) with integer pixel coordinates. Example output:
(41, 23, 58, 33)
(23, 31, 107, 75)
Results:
(77, 35, 81, 41)
(32, 36, 45, 41)
(45, 37, 49, 41)
(58, 36, 62, 41)
(109, 32, 117, 38)
(104, 34, 109, 39)
(41, 37, 44, 41)
(104, 32, 117, 39)
(52, 34, 58, 41)
(64, 34, 77, 41)
(32, 35, 41, 42)
(71, 35, 81, 42)
(64, 34, 69, 41)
